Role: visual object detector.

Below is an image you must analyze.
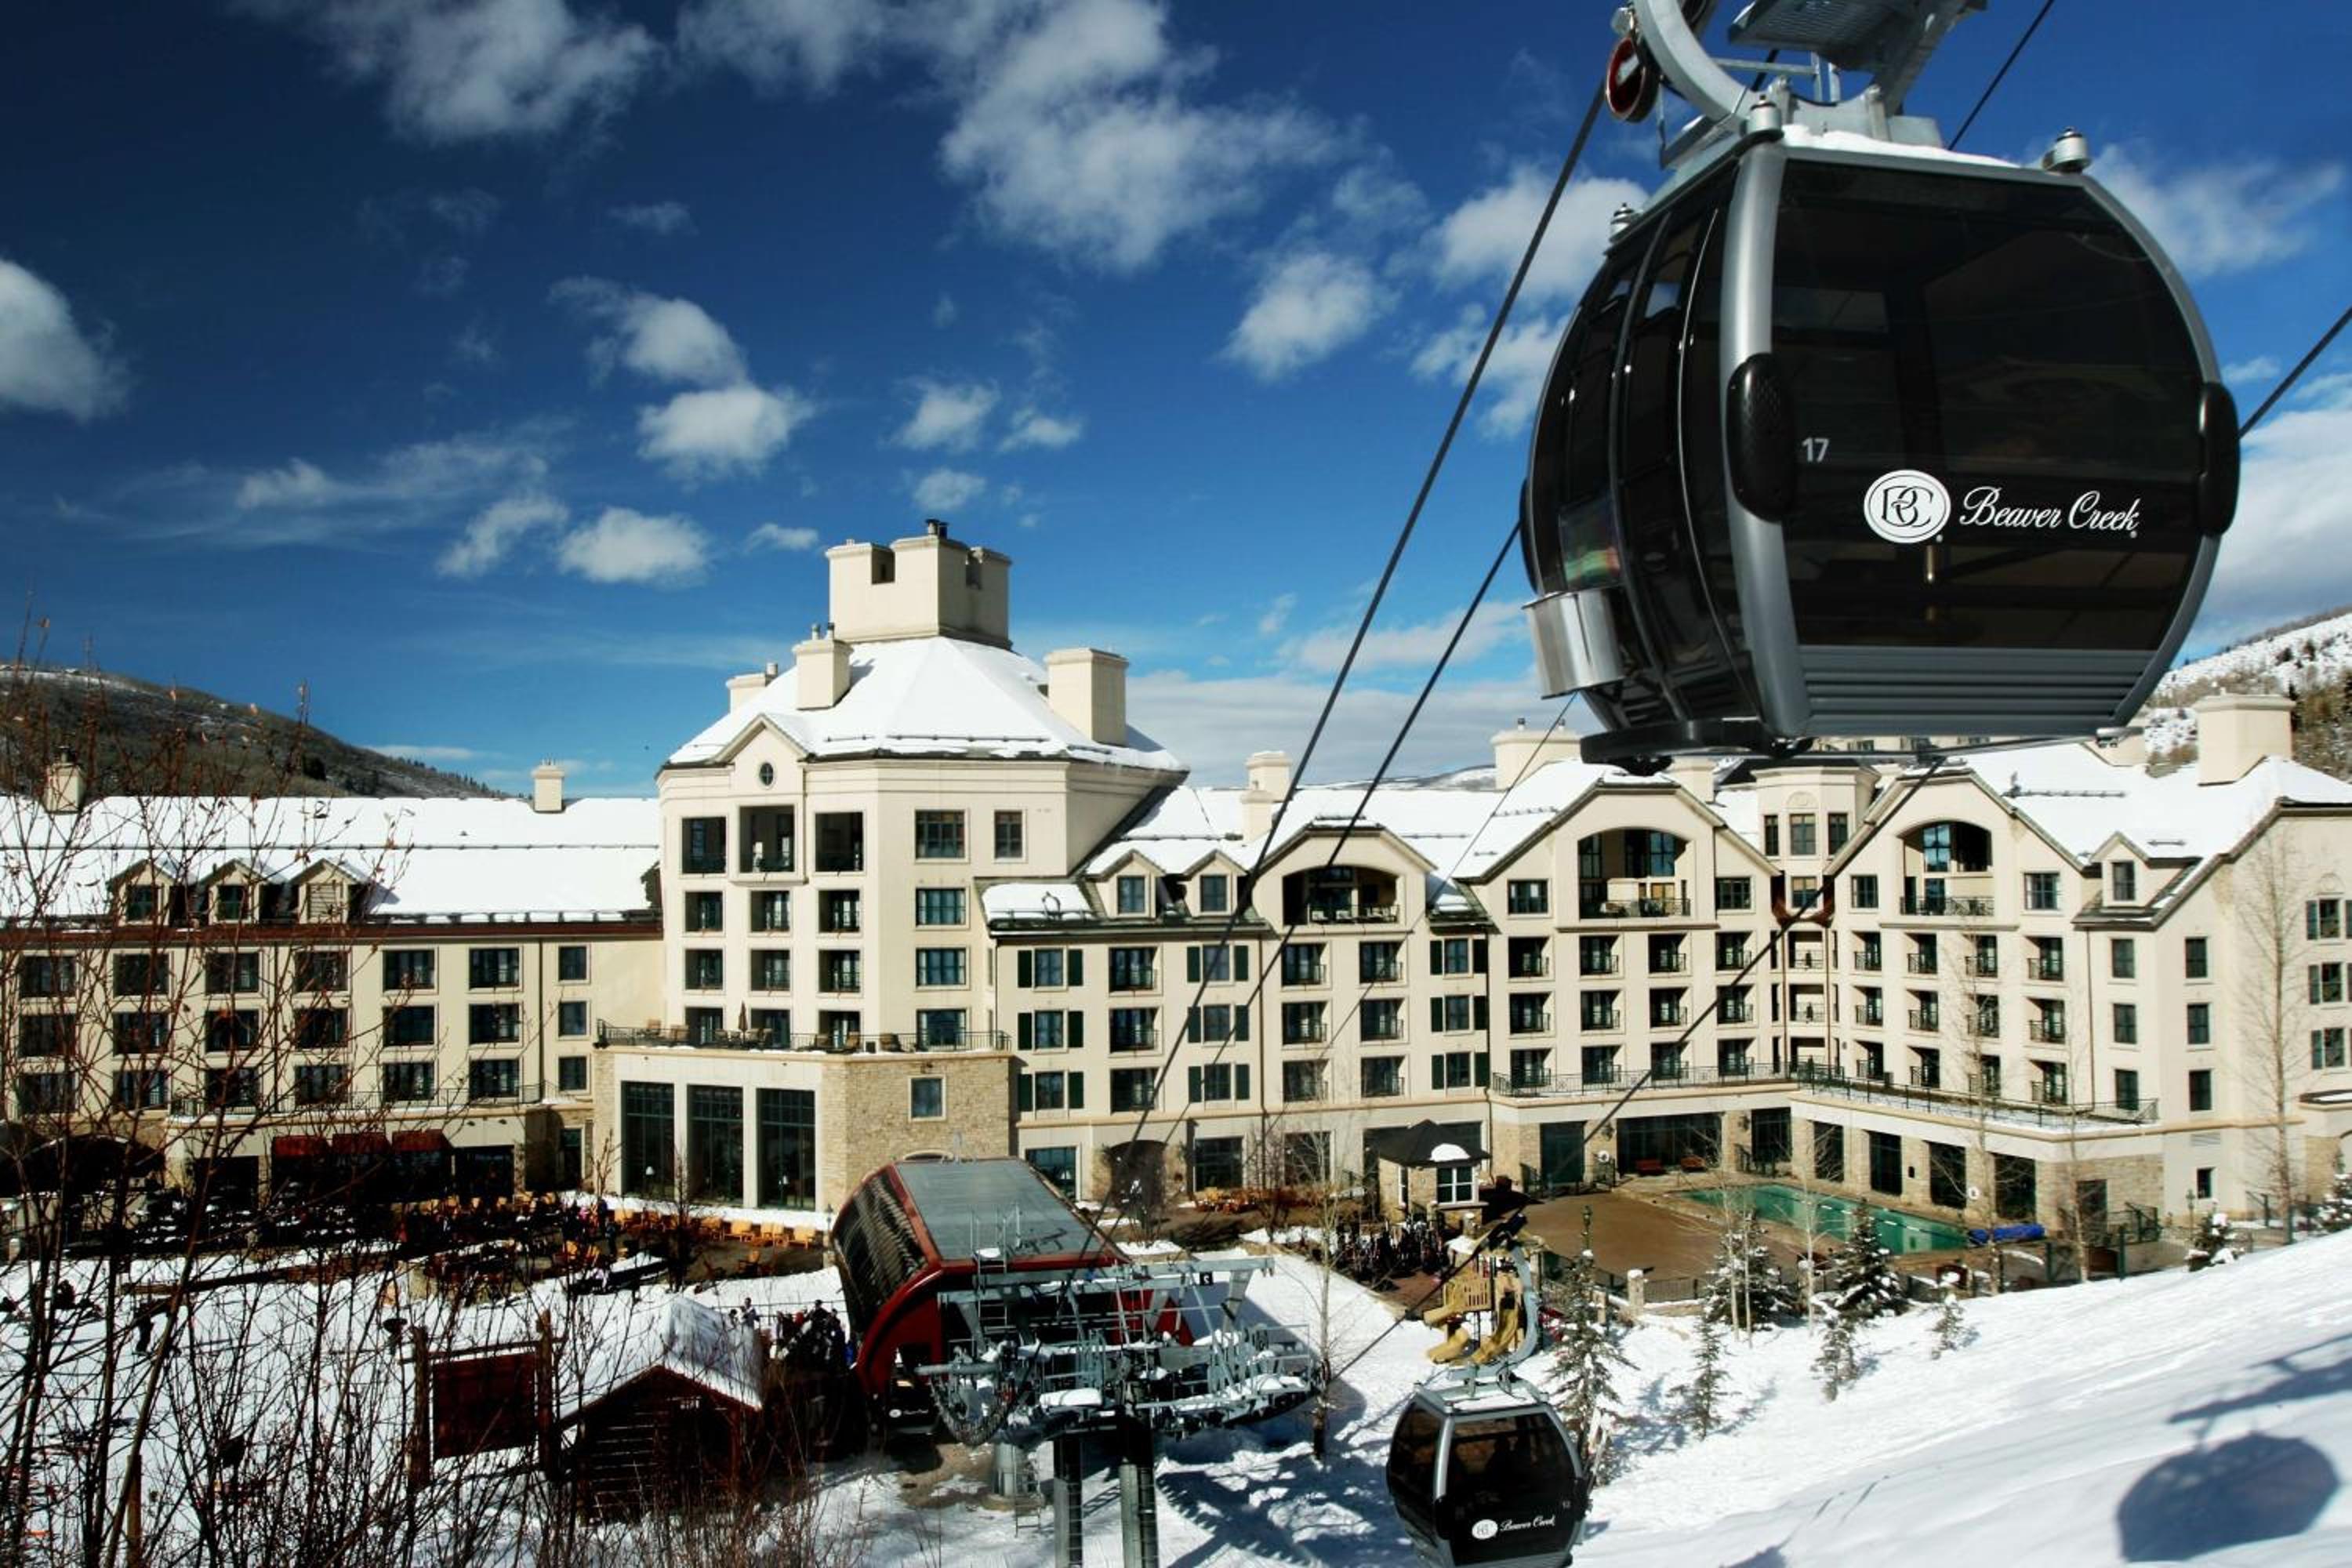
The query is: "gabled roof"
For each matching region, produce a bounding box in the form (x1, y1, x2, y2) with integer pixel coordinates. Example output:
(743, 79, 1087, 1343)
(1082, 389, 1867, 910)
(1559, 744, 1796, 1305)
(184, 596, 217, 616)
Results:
(666, 637, 1182, 774)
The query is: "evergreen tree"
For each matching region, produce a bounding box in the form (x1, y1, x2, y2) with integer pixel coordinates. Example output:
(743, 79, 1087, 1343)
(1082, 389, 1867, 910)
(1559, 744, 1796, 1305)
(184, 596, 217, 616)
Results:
(2187, 1208, 2248, 1269)
(1817, 1205, 1908, 1321)
(1813, 1303, 1860, 1400)
(1679, 1310, 1730, 1437)
(1929, 1284, 1970, 1359)
(1703, 1209, 1798, 1332)
(2316, 1167, 2352, 1234)
(1548, 1211, 1634, 1482)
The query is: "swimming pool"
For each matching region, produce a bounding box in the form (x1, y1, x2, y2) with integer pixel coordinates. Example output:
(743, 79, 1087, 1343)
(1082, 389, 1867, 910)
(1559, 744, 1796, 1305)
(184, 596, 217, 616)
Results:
(1683, 1184, 1971, 1254)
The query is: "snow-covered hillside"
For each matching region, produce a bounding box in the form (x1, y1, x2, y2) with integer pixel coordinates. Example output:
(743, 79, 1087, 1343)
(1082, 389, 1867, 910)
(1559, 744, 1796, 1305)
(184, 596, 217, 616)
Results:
(2142, 607, 2352, 760)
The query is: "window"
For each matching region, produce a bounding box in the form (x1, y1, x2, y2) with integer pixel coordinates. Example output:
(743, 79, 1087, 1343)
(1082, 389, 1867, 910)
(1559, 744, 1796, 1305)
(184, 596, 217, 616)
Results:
(1436, 1163, 1475, 1206)
(2313, 964, 2346, 1004)
(1431, 995, 1475, 1033)
(294, 1063, 347, 1106)
(1581, 992, 1620, 1029)
(2309, 899, 2344, 940)
(387, 1005, 436, 1047)
(815, 811, 864, 873)
(2312, 1028, 2348, 1070)
(1359, 942, 1403, 982)
(1110, 1068, 1156, 1112)
(467, 1058, 520, 1102)
(1429, 1051, 1487, 1091)
(2187, 1069, 2213, 1112)
(1018, 1011, 1077, 1050)
(1362, 998, 1403, 1041)
(818, 951, 861, 993)
(1018, 948, 1080, 988)
(114, 1068, 168, 1112)
(1715, 877, 1752, 911)
(1185, 1062, 1250, 1104)
(906, 887, 960, 927)
(383, 949, 435, 990)
(1509, 1048, 1552, 1088)
(685, 891, 723, 932)
(1584, 936, 1622, 975)
(1508, 994, 1550, 1034)
(1109, 1007, 1157, 1051)
(1849, 874, 1878, 909)
(1361, 1057, 1403, 1098)
(993, 811, 1024, 860)
(1789, 815, 1818, 857)
(113, 1011, 168, 1054)
(915, 948, 966, 988)
(1281, 943, 1326, 985)
(384, 1061, 437, 1103)
(211, 882, 248, 921)
(915, 1008, 965, 1047)
(752, 890, 791, 932)
(914, 810, 965, 860)
(1507, 937, 1548, 978)
(200, 1068, 256, 1109)
(1116, 875, 1147, 916)
(2024, 872, 2060, 911)
(557, 1000, 588, 1037)
(757, 1087, 816, 1207)
(1109, 947, 1156, 990)
(1197, 874, 1230, 913)
(19, 1014, 74, 1056)
(1506, 879, 1548, 915)
(1867, 1131, 1903, 1196)
(1186, 945, 1248, 983)
(1282, 1001, 1326, 1044)
(2184, 936, 2209, 979)
(750, 1008, 790, 1046)
(1763, 816, 1780, 856)
(2194, 1166, 2213, 1200)
(2187, 1003, 2212, 1045)
(621, 1082, 675, 1196)
(296, 1007, 347, 1051)
(1019, 1069, 1086, 1112)
(2110, 938, 2136, 980)
(1192, 1136, 1244, 1188)
(1026, 1145, 1076, 1195)
(205, 1010, 258, 1054)
(682, 817, 726, 875)
(122, 884, 159, 922)
(549, 1054, 586, 1095)
(686, 1007, 724, 1045)
(468, 947, 521, 988)
(205, 952, 260, 994)
(684, 949, 724, 991)
(557, 945, 589, 982)
(1429, 938, 1485, 976)
(751, 950, 789, 992)
(18, 955, 74, 997)
(909, 1076, 945, 1119)
(1828, 812, 1849, 854)
(688, 1085, 744, 1204)
(469, 1003, 520, 1044)
(2113, 1002, 2138, 1045)
(1184, 1004, 1249, 1043)
(2109, 862, 2138, 903)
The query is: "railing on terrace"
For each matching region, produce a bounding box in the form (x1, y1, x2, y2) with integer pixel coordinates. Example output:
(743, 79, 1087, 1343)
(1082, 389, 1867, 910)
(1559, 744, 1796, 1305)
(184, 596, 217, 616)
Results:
(1301, 903, 1399, 925)
(1579, 897, 1693, 920)
(1791, 1062, 2158, 1126)
(1787, 952, 1824, 971)
(171, 1076, 543, 1121)
(597, 1023, 1007, 1054)
(1494, 1062, 1790, 1101)
(1900, 895, 1996, 917)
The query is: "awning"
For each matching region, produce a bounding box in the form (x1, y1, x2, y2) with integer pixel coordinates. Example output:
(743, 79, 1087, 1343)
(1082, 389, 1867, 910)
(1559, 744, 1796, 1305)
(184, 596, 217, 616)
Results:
(271, 1134, 327, 1160)
(392, 1130, 452, 1154)
(332, 1131, 392, 1156)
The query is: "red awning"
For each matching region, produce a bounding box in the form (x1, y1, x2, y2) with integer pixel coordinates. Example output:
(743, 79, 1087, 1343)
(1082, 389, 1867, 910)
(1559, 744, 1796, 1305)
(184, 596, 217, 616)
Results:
(271, 1134, 326, 1160)
(392, 1130, 452, 1153)
(332, 1131, 392, 1156)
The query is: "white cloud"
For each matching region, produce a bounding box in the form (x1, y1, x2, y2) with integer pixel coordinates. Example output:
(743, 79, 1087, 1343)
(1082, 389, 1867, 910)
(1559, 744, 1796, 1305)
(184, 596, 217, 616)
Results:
(2189, 381, 2352, 644)
(0, 257, 129, 422)
(556, 506, 710, 585)
(1284, 602, 1523, 677)
(246, 0, 660, 143)
(416, 254, 470, 296)
(678, 0, 890, 93)
(550, 278, 747, 387)
(911, 467, 987, 513)
(746, 522, 820, 552)
(451, 321, 498, 365)
(1127, 667, 1554, 785)
(363, 743, 484, 763)
(893, 378, 999, 450)
(235, 458, 342, 510)
(637, 383, 813, 477)
(1000, 407, 1085, 450)
(1411, 303, 1568, 439)
(2224, 355, 2281, 386)
(1224, 250, 1386, 380)
(1257, 593, 1296, 637)
(1430, 165, 1646, 303)
(933, 292, 959, 328)
(2096, 147, 2346, 279)
(437, 492, 567, 577)
(209, 430, 553, 543)
(608, 200, 695, 235)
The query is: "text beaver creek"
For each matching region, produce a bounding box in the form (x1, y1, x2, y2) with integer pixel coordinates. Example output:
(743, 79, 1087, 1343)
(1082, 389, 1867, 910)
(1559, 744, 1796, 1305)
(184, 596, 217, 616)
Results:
(1955, 486, 2144, 538)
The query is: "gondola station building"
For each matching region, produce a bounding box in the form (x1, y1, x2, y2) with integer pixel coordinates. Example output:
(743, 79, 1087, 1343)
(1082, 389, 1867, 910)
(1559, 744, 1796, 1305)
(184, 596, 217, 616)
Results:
(9, 522, 2352, 1239)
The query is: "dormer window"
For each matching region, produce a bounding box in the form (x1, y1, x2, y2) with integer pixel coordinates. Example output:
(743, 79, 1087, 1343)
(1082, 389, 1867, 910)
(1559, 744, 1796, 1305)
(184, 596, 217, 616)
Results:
(1198, 874, 1230, 915)
(214, 884, 248, 922)
(1116, 875, 1147, 916)
(122, 884, 159, 923)
(2109, 861, 2138, 903)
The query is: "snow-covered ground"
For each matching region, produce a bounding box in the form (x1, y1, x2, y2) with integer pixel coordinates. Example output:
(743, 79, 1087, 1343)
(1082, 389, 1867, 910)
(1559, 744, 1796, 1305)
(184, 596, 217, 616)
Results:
(2143, 607, 2352, 754)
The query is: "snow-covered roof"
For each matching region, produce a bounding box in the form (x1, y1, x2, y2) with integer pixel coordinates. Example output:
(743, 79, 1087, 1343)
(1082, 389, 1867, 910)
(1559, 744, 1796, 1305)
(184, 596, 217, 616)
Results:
(565, 1294, 766, 1418)
(666, 637, 1182, 773)
(1951, 744, 2352, 870)
(0, 794, 659, 922)
(980, 880, 1095, 923)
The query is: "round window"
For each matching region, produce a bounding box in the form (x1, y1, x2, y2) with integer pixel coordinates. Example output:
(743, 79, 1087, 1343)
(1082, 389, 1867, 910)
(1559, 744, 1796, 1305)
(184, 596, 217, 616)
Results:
(757, 762, 775, 786)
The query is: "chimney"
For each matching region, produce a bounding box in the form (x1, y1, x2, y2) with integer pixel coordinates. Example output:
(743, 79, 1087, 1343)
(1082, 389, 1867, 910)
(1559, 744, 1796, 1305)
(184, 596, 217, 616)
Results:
(2092, 730, 2147, 769)
(1668, 757, 1717, 804)
(726, 671, 771, 712)
(795, 626, 851, 710)
(1491, 720, 1581, 786)
(42, 750, 85, 814)
(531, 760, 566, 814)
(1241, 750, 1291, 840)
(2195, 693, 2294, 785)
(1045, 648, 1128, 746)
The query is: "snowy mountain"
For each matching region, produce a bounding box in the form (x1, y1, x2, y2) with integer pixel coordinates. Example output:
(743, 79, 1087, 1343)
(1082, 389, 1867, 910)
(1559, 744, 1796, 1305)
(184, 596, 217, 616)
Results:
(2141, 607, 2352, 777)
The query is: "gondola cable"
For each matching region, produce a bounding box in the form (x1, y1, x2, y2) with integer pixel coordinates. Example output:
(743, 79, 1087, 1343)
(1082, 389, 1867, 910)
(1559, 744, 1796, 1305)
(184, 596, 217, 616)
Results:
(1950, 0, 2058, 149)
(2238, 301, 2352, 438)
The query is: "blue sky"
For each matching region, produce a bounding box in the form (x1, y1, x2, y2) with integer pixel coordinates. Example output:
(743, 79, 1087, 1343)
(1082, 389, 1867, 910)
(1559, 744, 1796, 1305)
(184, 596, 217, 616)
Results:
(5, 1, 2349, 793)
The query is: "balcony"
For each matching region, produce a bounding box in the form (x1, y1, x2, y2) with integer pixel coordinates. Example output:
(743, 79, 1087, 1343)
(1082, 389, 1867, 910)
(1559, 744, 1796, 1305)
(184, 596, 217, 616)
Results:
(1853, 949, 1883, 973)
(1900, 894, 1996, 918)
(1283, 865, 1402, 927)
(2027, 956, 2067, 982)
(1962, 955, 2000, 979)
(1716, 947, 1750, 971)
(1791, 1061, 2158, 1127)
(1359, 960, 1404, 984)
(1509, 956, 1552, 979)
(1788, 1005, 1828, 1025)
(1493, 1062, 1784, 1101)
(1581, 897, 1693, 920)
(1857, 1003, 1886, 1026)
(598, 1022, 1007, 1054)
(2029, 1017, 2068, 1044)
(1581, 1010, 1624, 1033)
(1718, 1000, 1753, 1025)
(1787, 951, 1825, 972)
(1281, 963, 1327, 987)
(1578, 955, 1622, 977)
(1907, 1008, 1942, 1032)
(1966, 1014, 2002, 1038)
(1905, 953, 1940, 976)
(1508, 1012, 1555, 1036)
(1109, 1027, 1161, 1053)
(1282, 1022, 1327, 1046)
(1649, 951, 1690, 975)
(1650, 1006, 1689, 1029)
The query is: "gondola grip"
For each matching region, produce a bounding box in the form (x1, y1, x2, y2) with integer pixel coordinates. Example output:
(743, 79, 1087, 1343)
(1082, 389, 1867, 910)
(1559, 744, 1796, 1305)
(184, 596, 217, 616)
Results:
(1726, 352, 1798, 521)
(2197, 381, 2240, 535)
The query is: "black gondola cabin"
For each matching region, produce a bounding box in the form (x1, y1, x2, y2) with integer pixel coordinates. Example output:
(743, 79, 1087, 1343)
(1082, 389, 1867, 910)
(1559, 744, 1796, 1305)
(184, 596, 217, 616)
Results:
(1388, 1387, 1589, 1568)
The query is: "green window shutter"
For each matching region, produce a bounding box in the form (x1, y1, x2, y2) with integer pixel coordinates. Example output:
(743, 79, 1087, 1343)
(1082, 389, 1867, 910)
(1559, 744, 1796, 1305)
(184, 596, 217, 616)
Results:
(1428, 997, 1443, 1033)
(1067, 1011, 1086, 1050)
(1067, 949, 1084, 986)
(1018, 950, 1033, 988)
(1428, 939, 1443, 974)
(1472, 939, 1489, 975)
(1234, 1004, 1250, 1037)
(1235, 1063, 1250, 1101)
(1430, 1055, 1443, 1091)
(1234, 946, 1250, 982)
(1474, 995, 1490, 1030)
(1188, 1065, 1203, 1103)
(1187, 1006, 1202, 1043)
(1187, 946, 1201, 983)
(1067, 1073, 1084, 1109)
(1017, 1013, 1033, 1050)
(1018, 1072, 1034, 1112)
(1473, 1054, 1490, 1087)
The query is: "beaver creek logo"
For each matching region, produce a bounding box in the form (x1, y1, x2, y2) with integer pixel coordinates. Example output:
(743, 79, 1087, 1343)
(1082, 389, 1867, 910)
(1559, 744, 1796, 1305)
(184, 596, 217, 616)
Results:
(1863, 469, 1952, 544)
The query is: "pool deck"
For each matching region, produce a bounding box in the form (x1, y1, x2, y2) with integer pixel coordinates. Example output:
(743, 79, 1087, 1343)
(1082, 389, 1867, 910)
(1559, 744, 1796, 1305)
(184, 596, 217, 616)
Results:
(1523, 1178, 1967, 1287)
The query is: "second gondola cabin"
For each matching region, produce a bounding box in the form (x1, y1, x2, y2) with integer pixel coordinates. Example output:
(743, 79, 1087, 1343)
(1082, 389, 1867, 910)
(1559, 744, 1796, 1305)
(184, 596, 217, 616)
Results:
(1525, 13, 2237, 766)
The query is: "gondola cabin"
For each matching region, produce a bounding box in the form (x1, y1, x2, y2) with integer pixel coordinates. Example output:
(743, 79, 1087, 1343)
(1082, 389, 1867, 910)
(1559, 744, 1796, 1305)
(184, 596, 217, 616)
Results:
(1525, 0, 2238, 766)
(832, 1157, 1120, 1413)
(1387, 1387, 1588, 1568)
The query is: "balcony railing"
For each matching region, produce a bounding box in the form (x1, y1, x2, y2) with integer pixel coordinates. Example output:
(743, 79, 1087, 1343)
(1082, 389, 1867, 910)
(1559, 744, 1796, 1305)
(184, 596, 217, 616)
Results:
(1716, 948, 1750, 971)
(2027, 957, 2067, 982)
(1579, 897, 1693, 920)
(1508, 1013, 1555, 1036)
(1581, 1011, 1624, 1032)
(2029, 1018, 2068, 1044)
(1788, 1005, 1828, 1025)
(1650, 952, 1690, 975)
(1905, 954, 1940, 975)
(1791, 1061, 2158, 1127)
(1578, 956, 1622, 976)
(598, 1023, 1006, 1054)
(1650, 1007, 1689, 1028)
(1967, 1014, 2002, 1038)
(1508, 956, 1552, 979)
(1857, 1004, 1886, 1026)
(1853, 949, 1883, 972)
(1907, 1008, 1942, 1031)
(1283, 1022, 1327, 1045)
(1109, 1029, 1161, 1052)
(171, 1075, 543, 1121)
(1900, 895, 1996, 917)
(1494, 1062, 1787, 1101)
(1787, 952, 1824, 971)
(1300, 903, 1399, 925)
(1281, 965, 1327, 987)
(1359, 962, 1404, 984)
(1718, 1000, 1754, 1024)
(1962, 955, 2000, 978)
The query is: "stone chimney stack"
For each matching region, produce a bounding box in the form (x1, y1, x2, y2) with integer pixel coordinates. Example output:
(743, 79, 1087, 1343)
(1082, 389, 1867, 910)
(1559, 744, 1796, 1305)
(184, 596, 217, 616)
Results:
(531, 760, 566, 814)
(795, 626, 851, 710)
(1491, 719, 1581, 786)
(42, 750, 85, 815)
(1668, 757, 1717, 804)
(2195, 692, 2295, 785)
(1241, 750, 1292, 840)
(1044, 648, 1128, 746)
